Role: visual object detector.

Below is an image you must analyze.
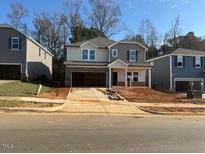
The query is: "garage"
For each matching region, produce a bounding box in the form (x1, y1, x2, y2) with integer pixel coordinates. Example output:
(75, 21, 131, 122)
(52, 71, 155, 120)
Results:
(0, 65, 21, 80)
(72, 72, 106, 87)
(175, 78, 203, 92)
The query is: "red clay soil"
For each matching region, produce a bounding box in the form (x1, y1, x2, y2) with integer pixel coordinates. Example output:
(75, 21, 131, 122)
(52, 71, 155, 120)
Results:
(115, 87, 205, 104)
(38, 88, 69, 99)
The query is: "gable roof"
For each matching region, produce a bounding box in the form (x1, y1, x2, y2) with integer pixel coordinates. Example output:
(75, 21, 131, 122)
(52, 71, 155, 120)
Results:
(146, 48, 205, 62)
(0, 23, 53, 57)
(67, 37, 116, 48)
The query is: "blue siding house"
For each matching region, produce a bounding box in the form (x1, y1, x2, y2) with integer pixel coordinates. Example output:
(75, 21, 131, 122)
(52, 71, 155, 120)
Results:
(147, 48, 205, 92)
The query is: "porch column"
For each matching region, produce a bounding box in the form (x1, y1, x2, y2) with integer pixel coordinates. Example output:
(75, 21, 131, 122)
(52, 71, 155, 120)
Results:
(148, 68, 151, 88)
(109, 67, 111, 88)
(125, 67, 127, 86)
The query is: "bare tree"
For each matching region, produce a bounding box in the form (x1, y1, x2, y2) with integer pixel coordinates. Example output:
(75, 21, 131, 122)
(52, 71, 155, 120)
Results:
(63, 0, 83, 41)
(167, 15, 181, 48)
(32, 12, 65, 56)
(138, 19, 158, 47)
(7, 2, 28, 32)
(87, 0, 121, 37)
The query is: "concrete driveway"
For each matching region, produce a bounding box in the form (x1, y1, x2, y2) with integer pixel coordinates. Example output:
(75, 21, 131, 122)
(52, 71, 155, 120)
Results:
(61, 88, 147, 115)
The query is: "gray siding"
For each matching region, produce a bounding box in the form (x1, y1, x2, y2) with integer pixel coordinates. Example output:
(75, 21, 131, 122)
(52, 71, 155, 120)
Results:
(150, 56, 170, 91)
(172, 55, 205, 78)
(0, 27, 27, 76)
(110, 43, 146, 63)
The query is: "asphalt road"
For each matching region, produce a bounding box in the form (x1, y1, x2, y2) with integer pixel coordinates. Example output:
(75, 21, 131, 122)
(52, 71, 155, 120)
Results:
(0, 114, 205, 152)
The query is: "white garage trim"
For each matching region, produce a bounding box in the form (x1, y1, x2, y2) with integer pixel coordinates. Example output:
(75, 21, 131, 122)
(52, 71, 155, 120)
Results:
(173, 78, 204, 92)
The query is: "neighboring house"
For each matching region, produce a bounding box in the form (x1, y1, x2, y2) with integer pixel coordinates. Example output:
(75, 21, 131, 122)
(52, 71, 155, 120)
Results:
(64, 37, 152, 87)
(0, 24, 53, 80)
(147, 48, 205, 92)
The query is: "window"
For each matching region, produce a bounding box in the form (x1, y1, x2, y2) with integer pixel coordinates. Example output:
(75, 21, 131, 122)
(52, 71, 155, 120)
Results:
(195, 56, 201, 68)
(129, 50, 136, 62)
(127, 72, 139, 82)
(82, 50, 88, 60)
(39, 48, 41, 56)
(82, 49, 96, 60)
(133, 72, 139, 82)
(90, 50, 96, 60)
(11, 37, 19, 50)
(177, 55, 183, 67)
(44, 52, 46, 59)
(112, 49, 118, 57)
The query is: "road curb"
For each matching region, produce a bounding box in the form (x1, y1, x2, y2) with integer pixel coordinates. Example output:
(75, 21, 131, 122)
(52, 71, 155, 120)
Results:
(138, 106, 205, 115)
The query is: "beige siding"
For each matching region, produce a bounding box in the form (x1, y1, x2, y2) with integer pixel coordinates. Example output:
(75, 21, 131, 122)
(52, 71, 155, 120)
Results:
(66, 42, 108, 62)
(26, 39, 52, 79)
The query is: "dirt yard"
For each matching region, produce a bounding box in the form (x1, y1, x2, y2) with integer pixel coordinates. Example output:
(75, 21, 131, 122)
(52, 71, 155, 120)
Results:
(38, 88, 69, 99)
(115, 87, 205, 104)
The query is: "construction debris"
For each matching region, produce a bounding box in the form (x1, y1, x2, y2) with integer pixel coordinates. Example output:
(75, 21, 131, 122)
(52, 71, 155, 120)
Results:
(97, 89, 124, 101)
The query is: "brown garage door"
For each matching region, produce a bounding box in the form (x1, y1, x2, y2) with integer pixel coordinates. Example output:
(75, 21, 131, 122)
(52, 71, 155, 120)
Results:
(0, 65, 21, 80)
(72, 72, 106, 87)
(175, 81, 201, 92)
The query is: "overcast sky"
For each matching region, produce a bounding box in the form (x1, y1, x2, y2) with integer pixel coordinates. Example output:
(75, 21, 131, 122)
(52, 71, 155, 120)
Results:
(0, 0, 205, 41)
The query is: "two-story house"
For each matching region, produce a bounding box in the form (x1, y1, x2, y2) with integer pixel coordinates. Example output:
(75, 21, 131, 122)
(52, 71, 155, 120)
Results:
(64, 37, 152, 87)
(147, 48, 205, 92)
(0, 24, 53, 80)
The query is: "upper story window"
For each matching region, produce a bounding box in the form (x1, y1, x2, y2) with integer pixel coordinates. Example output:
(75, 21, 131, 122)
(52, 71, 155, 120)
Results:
(11, 37, 19, 50)
(39, 48, 41, 56)
(44, 52, 46, 59)
(129, 50, 136, 62)
(112, 49, 118, 57)
(195, 56, 201, 68)
(177, 55, 183, 67)
(90, 50, 96, 60)
(82, 49, 96, 61)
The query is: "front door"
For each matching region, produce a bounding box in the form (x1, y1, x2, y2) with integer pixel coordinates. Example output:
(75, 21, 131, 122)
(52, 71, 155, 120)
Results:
(112, 72, 118, 86)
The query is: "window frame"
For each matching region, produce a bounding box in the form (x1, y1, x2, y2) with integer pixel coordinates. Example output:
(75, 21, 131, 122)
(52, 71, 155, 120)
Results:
(112, 49, 118, 57)
(133, 72, 139, 82)
(177, 55, 183, 68)
(11, 37, 20, 50)
(195, 56, 201, 68)
(129, 50, 136, 62)
(81, 49, 96, 61)
(127, 72, 139, 82)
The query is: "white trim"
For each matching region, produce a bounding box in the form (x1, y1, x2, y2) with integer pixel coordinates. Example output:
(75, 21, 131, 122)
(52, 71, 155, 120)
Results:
(112, 49, 118, 57)
(0, 63, 22, 73)
(65, 65, 107, 68)
(80, 41, 98, 48)
(108, 41, 148, 50)
(195, 56, 201, 68)
(129, 50, 136, 62)
(11, 37, 20, 50)
(81, 49, 96, 61)
(147, 53, 205, 62)
(169, 56, 172, 92)
(174, 78, 204, 81)
(108, 59, 128, 67)
(109, 67, 111, 88)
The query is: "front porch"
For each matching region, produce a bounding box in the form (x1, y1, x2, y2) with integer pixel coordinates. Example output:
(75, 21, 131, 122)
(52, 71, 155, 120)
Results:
(108, 59, 152, 88)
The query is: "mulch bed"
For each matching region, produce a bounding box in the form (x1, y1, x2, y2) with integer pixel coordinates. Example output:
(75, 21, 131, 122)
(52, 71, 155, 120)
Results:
(38, 88, 69, 99)
(140, 106, 205, 113)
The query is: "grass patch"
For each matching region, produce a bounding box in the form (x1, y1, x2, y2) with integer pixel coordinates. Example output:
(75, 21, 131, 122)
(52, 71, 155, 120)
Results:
(0, 100, 60, 108)
(0, 100, 18, 107)
(0, 81, 51, 96)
